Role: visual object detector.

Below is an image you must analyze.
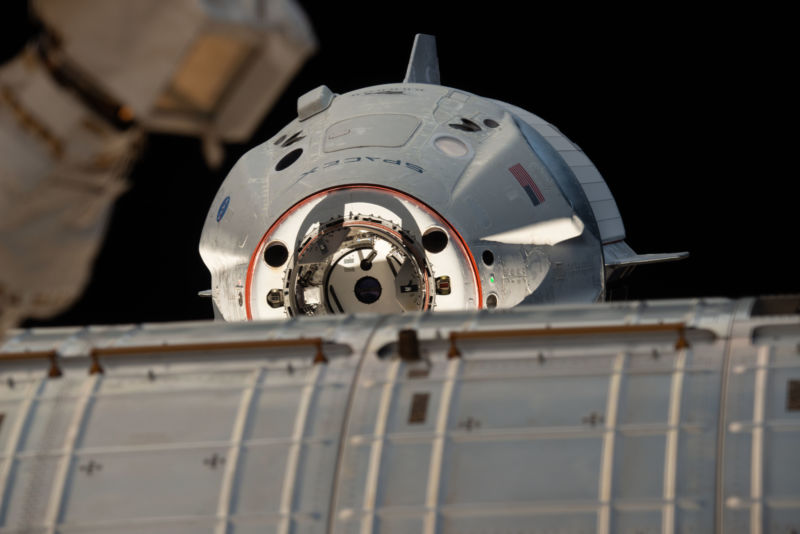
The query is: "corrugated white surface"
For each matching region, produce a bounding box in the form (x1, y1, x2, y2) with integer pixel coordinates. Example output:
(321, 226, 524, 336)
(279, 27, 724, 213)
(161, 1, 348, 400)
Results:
(1, 298, 799, 533)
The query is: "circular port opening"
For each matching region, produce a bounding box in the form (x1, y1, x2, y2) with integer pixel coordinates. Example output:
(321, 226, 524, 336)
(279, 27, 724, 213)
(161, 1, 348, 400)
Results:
(275, 148, 303, 171)
(486, 294, 498, 309)
(264, 242, 289, 267)
(354, 276, 382, 304)
(482, 250, 494, 266)
(422, 227, 448, 253)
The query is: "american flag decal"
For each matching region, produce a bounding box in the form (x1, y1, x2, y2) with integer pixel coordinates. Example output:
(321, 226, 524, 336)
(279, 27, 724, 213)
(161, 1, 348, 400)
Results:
(509, 163, 545, 206)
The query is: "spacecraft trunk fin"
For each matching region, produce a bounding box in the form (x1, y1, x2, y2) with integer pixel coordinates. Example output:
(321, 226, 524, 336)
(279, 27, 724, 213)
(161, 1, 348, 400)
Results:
(604, 241, 689, 281)
(403, 34, 440, 84)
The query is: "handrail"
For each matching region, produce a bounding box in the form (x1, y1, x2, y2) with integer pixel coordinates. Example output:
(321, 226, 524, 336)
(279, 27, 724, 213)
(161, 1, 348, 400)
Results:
(2, 338, 329, 377)
(89, 337, 329, 374)
(447, 322, 691, 358)
(0, 350, 63, 377)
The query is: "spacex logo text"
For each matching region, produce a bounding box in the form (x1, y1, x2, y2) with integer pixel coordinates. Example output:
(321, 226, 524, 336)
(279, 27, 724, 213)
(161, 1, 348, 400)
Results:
(298, 156, 425, 179)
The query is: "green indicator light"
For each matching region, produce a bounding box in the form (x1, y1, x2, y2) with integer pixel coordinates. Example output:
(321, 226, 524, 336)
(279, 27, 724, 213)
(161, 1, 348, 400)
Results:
(489, 274, 495, 283)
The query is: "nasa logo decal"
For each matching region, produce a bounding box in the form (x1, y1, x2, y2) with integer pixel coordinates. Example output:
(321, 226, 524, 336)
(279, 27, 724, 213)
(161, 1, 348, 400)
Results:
(216, 196, 231, 222)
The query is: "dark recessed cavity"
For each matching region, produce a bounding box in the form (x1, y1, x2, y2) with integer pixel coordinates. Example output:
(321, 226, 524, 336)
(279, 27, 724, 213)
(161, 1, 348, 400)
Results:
(482, 250, 494, 266)
(377, 342, 395, 359)
(422, 228, 448, 253)
(483, 118, 500, 128)
(275, 148, 303, 171)
(449, 117, 482, 132)
(486, 294, 498, 309)
(354, 276, 382, 304)
(264, 242, 289, 267)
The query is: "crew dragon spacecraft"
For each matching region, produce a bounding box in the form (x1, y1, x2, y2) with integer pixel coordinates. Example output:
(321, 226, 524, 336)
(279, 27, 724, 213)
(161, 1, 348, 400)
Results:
(200, 34, 688, 321)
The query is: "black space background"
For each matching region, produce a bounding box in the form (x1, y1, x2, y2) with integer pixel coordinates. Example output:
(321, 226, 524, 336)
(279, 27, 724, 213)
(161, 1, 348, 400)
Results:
(2, 3, 796, 327)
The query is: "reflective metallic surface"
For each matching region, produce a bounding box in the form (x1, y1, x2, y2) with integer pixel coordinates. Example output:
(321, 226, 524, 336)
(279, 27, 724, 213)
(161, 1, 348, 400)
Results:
(245, 185, 480, 319)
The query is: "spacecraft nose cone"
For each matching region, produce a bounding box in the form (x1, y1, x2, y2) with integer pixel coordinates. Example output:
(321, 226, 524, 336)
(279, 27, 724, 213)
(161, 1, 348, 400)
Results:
(242, 186, 481, 318)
